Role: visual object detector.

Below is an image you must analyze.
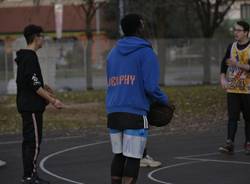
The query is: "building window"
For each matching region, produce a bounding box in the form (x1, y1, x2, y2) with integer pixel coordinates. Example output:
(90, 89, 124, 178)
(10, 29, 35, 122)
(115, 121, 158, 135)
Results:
(241, 4, 250, 19)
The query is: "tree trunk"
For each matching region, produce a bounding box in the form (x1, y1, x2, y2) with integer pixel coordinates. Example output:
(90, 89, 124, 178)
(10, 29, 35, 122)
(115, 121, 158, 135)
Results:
(158, 39, 167, 86)
(86, 27, 94, 90)
(202, 39, 211, 84)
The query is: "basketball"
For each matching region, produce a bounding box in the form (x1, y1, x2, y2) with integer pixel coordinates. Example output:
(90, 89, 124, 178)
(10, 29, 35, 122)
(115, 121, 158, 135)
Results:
(148, 102, 175, 127)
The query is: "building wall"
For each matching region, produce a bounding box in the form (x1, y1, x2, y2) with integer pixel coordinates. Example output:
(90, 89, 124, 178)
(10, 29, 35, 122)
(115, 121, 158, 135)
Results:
(0, 0, 88, 8)
(226, 0, 250, 19)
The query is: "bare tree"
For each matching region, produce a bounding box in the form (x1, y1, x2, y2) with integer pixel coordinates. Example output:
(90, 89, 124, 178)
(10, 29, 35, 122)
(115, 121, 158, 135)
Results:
(126, 0, 176, 85)
(79, 0, 107, 90)
(29, 0, 107, 90)
(32, 0, 40, 6)
(194, 0, 235, 38)
(193, 0, 236, 84)
(104, 0, 236, 85)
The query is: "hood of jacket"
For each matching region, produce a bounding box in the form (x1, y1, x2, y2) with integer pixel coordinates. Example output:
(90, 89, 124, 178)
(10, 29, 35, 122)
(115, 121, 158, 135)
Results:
(116, 36, 152, 55)
(15, 49, 35, 65)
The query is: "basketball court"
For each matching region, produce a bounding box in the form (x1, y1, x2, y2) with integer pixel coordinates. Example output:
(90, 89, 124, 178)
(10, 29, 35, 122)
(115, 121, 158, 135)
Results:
(0, 126, 249, 184)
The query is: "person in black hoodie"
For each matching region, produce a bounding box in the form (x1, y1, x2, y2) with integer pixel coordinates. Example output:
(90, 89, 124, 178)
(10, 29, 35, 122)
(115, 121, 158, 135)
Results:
(15, 24, 64, 184)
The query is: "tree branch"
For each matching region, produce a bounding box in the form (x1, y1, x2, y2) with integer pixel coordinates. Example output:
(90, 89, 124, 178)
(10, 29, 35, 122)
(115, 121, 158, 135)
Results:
(194, 0, 236, 37)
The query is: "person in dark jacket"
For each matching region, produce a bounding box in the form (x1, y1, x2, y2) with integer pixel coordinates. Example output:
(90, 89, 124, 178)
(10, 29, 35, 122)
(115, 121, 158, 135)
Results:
(15, 24, 64, 184)
(106, 14, 168, 184)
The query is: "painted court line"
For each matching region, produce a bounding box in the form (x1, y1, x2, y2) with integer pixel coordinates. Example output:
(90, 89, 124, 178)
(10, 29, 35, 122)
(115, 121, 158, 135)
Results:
(175, 149, 244, 159)
(176, 157, 250, 165)
(148, 161, 202, 184)
(3, 132, 249, 184)
(175, 149, 250, 165)
(39, 141, 109, 184)
(148, 150, 249, 184)
(39, 133, 162, 184)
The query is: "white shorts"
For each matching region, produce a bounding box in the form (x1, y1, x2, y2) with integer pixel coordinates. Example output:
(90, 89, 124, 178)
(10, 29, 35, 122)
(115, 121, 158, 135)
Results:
(109, 128, 148, 159)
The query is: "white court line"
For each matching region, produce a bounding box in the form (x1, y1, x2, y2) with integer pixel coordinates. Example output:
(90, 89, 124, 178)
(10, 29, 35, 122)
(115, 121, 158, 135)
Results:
(39, 133, 162, 184)
(176, 149, 243, 159)
(148, 161, 202, 184)
(148, 150, 248, 184)
(176, 157, 250, 165)
(176, 149, 250, 165)
(2, 132, 249, 183)
(39, 140, 109, 184)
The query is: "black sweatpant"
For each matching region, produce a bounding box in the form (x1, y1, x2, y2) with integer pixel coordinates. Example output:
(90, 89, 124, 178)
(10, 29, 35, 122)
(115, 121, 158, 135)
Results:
(227, 93, 250, 143)
(21, 112, 43, 178)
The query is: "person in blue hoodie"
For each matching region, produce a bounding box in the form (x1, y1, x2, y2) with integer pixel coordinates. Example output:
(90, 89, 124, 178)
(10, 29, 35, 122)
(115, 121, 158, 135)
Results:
(106, 14, 168, 184)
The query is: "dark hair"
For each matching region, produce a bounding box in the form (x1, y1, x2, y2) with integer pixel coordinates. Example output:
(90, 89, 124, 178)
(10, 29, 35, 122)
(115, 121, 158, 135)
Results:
(121, 14, 143, 36)
(236, 20, 250, 32)
(23, 24, 44, 44)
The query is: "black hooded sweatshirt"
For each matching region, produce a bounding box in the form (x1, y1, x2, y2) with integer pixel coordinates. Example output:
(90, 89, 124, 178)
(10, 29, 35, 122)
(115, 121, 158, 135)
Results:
(15, 49, 46, 113)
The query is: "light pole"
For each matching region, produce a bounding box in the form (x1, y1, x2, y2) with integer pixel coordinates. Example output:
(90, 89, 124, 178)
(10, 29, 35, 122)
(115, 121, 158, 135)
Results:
(119, 0, 124, 36)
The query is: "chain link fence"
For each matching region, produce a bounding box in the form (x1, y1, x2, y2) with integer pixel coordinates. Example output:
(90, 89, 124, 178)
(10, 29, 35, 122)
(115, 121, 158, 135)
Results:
(163, 38, 230, 85)
(0, 37, 231, 95)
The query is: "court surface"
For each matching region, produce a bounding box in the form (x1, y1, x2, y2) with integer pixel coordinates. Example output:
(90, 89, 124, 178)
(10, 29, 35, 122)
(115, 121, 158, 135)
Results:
(0, 126, 249, 184)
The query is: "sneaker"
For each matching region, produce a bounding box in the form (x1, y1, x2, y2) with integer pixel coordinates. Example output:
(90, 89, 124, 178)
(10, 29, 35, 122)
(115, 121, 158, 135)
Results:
(21, 174, 50, 184)
(244, 142, 250, 155)
(21, 177, 35, 184)
(140, 155, 162, 167)
(33, 174, 50, 184)
(218, 140, 234, 154)
(0, 160, 6, 167)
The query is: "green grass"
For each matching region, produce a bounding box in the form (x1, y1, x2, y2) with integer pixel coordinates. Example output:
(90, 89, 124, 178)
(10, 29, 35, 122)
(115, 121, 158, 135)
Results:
(0, 85, 227, 135)
(56, 90, 105, 103)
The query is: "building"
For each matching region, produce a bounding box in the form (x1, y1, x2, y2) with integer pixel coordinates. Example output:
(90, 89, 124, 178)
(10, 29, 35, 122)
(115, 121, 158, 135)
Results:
(0, 0, 115, 93)
(0, 0, 113, 40)
(226, 0, 250, 19)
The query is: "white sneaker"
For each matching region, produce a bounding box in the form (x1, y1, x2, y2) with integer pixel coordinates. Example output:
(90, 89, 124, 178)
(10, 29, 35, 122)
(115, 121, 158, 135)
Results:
(0, 160, 6, 167)
(140, 155, 162, 167)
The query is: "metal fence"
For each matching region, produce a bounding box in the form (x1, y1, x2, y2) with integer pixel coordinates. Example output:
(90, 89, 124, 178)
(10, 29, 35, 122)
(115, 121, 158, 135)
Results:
(163, 38, 230, 85)
(0, 37, 231, 95)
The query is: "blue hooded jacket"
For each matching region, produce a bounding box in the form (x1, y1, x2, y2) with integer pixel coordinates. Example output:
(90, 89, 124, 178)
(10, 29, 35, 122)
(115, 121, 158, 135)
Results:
(106, 36, 168, 116)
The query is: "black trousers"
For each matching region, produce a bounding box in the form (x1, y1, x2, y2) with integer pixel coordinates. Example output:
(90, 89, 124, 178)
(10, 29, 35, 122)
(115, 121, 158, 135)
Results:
(227, 93, 250, 143)
(21, 112, 43, 178)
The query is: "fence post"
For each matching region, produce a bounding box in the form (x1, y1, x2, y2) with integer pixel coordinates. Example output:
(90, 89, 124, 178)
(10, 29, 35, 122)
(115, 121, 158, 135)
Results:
(202, 38, 211, 84)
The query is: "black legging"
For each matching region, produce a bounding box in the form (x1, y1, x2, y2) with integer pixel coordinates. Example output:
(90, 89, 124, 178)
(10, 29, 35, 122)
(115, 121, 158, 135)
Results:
(111, 153, 140, 179)
(143, 148, 147, 158)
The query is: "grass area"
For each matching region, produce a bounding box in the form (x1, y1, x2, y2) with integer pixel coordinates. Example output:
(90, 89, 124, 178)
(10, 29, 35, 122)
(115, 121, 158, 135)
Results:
(0, 85, 227, 135)
(56, 68, 105, 78)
